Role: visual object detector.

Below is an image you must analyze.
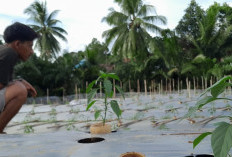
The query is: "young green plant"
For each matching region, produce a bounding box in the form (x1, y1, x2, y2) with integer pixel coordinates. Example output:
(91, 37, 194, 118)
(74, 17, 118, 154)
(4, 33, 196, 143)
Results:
(86, 71, 125, 125)
(185, 76, 232, 157)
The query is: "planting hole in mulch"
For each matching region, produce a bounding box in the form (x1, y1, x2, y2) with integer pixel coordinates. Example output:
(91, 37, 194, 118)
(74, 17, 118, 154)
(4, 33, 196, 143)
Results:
(185, 154, 214, 157)
(120, 152, 145, 157)
(86, 130, 117, 134)
(77, 137, 105, 144)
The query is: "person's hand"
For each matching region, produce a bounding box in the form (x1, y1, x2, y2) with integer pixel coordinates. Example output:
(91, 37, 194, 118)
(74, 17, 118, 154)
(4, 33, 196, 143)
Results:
(20, 79, 37, 97)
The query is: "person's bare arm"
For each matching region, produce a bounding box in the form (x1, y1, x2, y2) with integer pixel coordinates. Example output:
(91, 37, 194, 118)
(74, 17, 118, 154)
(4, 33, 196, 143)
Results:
(20, 79, 37, 97)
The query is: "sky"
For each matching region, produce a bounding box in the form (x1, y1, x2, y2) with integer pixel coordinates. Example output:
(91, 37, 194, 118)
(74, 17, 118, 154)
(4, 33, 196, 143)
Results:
(0, 0, 231, 54)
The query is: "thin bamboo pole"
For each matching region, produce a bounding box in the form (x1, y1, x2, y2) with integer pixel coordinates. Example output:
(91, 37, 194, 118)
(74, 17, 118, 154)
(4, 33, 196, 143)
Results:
(100, 82, 102, 98)
(113, 79, 116, 98)
(210, 76, 213, 87)
(47, 88, 49, 104)
(137, 79, 140, 94)
(63, 88, 65, 103)
(169, 79, 171, 94)
(188, 81, 191, 98)
(166, 78, 168, 94)
(86, 81, 88, 99)
(78, 88, 81, 100)
(144, 80, 147, 96)
(153, 80, 156, 94)
(75, 84, 78, 100)
(205, 77, 207, 89)
(201, 76, 204, 90)
(181, 80, 183, 93)
(173, 78, 175, 93)
(193, 77, 196, 96)
(161, 80, 163, 94)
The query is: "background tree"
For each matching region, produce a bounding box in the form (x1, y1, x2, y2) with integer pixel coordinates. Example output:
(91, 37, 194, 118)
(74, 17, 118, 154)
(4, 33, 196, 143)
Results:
(102, 0, 166, 63)
(24, 0, 68, 60)
(217, 3, 232, 56)
(151, 29, 185, 78)
(175, 0, 205, 39)
(189, 2, 232, 59)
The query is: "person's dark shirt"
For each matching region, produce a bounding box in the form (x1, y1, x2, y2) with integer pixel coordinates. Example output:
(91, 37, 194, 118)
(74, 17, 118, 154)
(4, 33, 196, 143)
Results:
(0, 45, 19, 86)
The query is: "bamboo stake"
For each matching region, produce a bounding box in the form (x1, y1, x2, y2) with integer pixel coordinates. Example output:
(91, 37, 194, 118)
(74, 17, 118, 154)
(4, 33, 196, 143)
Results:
(188, 81, 191, 98)
(169, 79, 171, 94)
(75, 84, 78, 100)
(201, 76, 204, 90)
(47, 88, 49, 104)
(86, 81, 88, 99)
(228, 80, 231, 95)
(186, 77, 189, 91)
(205, 77, 207, 89)
(193, 77, 196, 96)
(129, 80, 131, 93)
(100, 82, 102, 98)
(144, 79, 147, 96)
(210, 76, 213, 87)
(158, 83, 161, 95)
(137, 79, 140, 94)
(113, 79, 116, 98)
(166, 78, 168, 94)
(161, 80, 163, 94)
(153, 80, 156, 94)
(78, 88, 81, 100)
(181, 80, 183, 93)
(172, 78, 175, 93)
(149, 86, 152, 98)
(63, 88, 65, 103)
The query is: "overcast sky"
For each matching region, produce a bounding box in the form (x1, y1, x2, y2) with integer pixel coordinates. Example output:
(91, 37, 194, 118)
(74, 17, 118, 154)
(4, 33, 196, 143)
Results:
(0, 0, 231, 54)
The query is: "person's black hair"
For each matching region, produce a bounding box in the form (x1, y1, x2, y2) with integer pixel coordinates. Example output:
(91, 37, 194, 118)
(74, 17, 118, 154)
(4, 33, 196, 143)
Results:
(3, 22, 39, 43)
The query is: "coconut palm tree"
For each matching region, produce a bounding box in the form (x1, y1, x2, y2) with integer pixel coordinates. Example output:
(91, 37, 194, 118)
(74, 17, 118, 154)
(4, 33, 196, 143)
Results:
(102, 0, 167, 63)
(188, 2, 232, 59)
(24, 0, 67, 60)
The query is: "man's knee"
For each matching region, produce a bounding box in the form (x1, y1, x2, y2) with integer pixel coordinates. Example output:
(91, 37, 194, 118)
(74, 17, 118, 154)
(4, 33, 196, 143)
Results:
(5, 81, 28, 103)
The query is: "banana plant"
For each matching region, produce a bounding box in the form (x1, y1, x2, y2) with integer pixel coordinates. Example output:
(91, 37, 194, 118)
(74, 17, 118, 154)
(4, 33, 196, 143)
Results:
(86, 71, 125, 125)
(185, 76, 232, 157)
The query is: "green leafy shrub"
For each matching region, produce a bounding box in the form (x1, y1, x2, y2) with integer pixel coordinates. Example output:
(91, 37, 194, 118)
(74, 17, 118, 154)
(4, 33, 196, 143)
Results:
(86, 71, 125, 125)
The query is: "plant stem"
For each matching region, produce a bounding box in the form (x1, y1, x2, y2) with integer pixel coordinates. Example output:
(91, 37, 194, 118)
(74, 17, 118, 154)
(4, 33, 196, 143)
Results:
(103, 96, 107, 125)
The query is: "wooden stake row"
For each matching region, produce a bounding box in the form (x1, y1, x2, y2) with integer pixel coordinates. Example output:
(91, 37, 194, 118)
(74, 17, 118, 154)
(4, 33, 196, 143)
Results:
(45, 76, 231, 102)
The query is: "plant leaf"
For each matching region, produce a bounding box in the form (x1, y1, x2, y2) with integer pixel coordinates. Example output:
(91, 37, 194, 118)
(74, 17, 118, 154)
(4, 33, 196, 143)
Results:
(115, 85, 125, 99)
(110, 100, 121, 119)
(196, 96, 217, 109)
(211, 82, 230, 98)
(184, 96, 217, 118)
(87, 88, 98, 103)
(104, 79, 112, 97)
(86, 100, 97, 111)
(86, 80, 96, 93)
(106, 73, 120, 81)
(99, 71, 107, 79)
(211, 122, 232, 157)
(94, 110, 101, 120)
(193, 132, 212, 149)
(200, 76, 231, 97)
